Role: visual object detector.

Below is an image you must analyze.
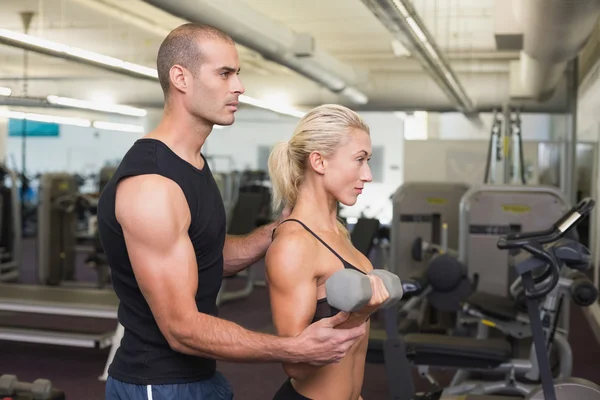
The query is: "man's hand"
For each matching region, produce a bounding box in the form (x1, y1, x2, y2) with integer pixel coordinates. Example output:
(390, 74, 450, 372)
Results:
(290, 312, 367, 366)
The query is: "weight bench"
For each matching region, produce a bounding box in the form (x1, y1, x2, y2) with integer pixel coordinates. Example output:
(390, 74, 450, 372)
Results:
(404, 333, 512, 369)
(382, 302, 546, 398)
(0, 283, 120, 381)
(385, 329, 539, 397)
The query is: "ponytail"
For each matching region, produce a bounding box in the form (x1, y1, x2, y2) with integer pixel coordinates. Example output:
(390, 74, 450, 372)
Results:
(268, 141, 301, 213)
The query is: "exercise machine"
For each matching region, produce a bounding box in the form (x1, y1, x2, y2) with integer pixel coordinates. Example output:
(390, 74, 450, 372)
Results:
(0, 164, 22, 282)
(382, 198, 599, 400)
(494, 197, 600, 400)
(37, 173, 108, 288)
(390, 182, 469, 280)
(98, 165, 117, 193)
(459, 185, 570, 297)
(216, 190, 267, 307)
(37, 173, 78, 286)
(350, 217, 381, 257)
(484, 107, 527, 186)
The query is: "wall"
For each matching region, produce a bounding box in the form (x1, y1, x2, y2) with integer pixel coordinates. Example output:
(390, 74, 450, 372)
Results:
(402, 112, 561, 185)
(6, 124, 140, 176)
(403, 139, 540, 185)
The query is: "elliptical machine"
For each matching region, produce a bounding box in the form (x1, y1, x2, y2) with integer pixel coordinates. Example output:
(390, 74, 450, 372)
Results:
(496, 197, 600, 400)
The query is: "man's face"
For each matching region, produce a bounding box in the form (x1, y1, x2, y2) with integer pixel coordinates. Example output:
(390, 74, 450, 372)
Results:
(185, 39, 245, 126)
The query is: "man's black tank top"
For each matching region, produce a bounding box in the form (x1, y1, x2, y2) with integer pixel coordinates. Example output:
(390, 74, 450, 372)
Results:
(274, 219, 366, 323)
(97, 138, 227, 385)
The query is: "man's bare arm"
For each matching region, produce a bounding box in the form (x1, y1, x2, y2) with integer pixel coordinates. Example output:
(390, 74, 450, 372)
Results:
(115, 175, 365, 364)
(222, 225, 273, 276)
(116, 175, 291, 362)
(222, 206, 291, 276)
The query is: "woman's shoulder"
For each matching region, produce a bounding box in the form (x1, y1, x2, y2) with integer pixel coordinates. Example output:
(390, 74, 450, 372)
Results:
(269, 221, 317, 255)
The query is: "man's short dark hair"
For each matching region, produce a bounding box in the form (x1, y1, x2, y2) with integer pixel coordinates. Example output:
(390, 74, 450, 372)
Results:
(156, 23, 234, 96)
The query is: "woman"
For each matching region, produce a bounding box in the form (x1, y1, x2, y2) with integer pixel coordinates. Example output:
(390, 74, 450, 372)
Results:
(265, 104, 388, 400)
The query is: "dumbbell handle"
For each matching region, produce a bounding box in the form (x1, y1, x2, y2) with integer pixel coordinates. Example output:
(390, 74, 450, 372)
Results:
(402, 279, 422, 294)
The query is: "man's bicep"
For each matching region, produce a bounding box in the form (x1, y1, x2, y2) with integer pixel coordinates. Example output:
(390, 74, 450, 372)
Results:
(116, 176, 198, 342)
(265, 238, 317, 337)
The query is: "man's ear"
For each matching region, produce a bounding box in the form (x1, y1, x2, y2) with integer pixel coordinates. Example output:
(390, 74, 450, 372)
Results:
(308, 151, 326, 175)
(169, 64, 190, 93)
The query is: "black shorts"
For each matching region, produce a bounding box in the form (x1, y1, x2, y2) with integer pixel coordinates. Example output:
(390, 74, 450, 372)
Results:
(273, 379, 312, 400)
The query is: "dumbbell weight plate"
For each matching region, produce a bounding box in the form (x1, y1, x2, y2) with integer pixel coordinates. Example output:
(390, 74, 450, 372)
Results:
(31, 378, 53, 400)
(325, 269, 372, 312)
(0, 375, 17, 395)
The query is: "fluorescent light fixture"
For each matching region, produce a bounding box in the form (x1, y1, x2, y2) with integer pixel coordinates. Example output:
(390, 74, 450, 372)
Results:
(92, 121, 144, 133)
(0, 29, 312, 117)
(0, 108, 91, 127)
(47, 95, 147, 117)
(391, 0, 410, 17)
(0, 29, 158, 79)
(423, 42, 439, 61)
(0, 87, 11, 97)
(406, 17, 427, 42)
(239, 95, 305, 118)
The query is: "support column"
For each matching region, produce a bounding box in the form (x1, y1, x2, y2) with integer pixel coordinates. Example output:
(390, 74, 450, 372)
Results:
(564, 58, 579, 205)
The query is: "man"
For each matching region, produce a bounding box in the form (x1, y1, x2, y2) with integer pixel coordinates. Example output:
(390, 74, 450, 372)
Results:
(98, 23, 366, 400)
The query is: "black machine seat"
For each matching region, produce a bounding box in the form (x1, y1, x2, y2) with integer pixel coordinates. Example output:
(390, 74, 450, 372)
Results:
(466, 291, 519, 322)
(404, 333, 512, 369)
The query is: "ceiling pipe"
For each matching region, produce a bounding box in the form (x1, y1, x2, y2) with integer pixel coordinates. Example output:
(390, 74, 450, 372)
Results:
(360, 0, 481, 124)
(141, 0, 369, 105)
(513, 0, 600, 101)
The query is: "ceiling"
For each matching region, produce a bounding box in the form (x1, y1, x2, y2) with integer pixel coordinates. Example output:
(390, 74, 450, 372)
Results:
(0, 0, 591, 118)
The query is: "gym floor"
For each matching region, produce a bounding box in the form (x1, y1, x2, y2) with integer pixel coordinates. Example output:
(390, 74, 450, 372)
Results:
(3, 238, 600, 399)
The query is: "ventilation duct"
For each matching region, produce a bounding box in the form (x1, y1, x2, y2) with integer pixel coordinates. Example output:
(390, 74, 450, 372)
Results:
(513, 0, 600, 101)
(142, 0, 369, 105)
(361, 0, 476, 117)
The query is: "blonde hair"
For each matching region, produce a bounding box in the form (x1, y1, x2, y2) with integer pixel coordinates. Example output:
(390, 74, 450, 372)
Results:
(268, 104, 370, 237)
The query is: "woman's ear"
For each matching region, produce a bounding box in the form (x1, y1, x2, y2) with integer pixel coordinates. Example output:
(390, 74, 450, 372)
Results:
(308, 151, 326, 175)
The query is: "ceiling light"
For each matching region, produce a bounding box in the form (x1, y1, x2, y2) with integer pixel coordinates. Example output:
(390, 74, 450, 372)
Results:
(0, 29, 158, 79)
(47, 95, 147, 117)
(239, 95, 305, 118)
(92, 121, 144, 133)
(0, 87, 11, 97)
(0, 109, 91, 127)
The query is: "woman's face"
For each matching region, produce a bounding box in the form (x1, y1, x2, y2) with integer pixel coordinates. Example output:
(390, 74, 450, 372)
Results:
(323, 129, 373, 206)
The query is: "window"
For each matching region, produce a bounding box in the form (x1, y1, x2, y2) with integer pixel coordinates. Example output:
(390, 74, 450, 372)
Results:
(401, 111, 428, 140)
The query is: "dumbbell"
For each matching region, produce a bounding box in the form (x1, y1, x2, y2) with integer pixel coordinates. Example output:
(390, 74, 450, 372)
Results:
(0, 375, 53, 400)
(325, 269, 404, 312)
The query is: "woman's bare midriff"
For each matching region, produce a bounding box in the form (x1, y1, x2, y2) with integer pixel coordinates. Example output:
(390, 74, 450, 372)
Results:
(291, 321, 369, 400)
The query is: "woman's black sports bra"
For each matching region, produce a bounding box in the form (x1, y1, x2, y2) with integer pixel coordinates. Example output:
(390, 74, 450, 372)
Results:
(274, 219, 366, 323)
